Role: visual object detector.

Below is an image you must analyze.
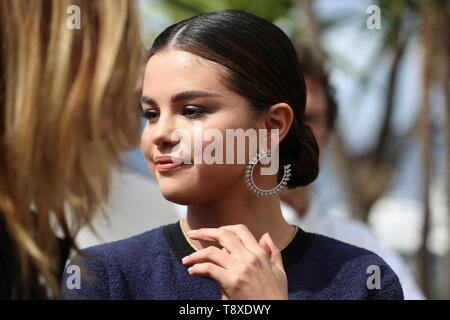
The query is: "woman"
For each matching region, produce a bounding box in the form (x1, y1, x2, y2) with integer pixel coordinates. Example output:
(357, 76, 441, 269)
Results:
(63, 10, 403, 300)
(0, 0, 143, 299)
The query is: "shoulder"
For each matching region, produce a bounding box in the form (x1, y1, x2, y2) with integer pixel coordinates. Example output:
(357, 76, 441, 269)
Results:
(305, 232, 393, 279)
(87, 224, 166, 255)
(74, 224, 168, 268)
(290, 232, 404, 299)
(62, 224, 172, 299)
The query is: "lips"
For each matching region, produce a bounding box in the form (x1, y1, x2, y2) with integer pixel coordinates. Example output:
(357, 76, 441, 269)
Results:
(154, 155, 185, 172)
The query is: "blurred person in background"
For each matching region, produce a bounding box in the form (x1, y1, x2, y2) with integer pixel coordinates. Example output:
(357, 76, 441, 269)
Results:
(0, 0, 143, 299)
(280, 44, 425, 300)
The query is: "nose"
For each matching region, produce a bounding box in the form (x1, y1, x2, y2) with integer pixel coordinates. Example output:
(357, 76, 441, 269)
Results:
(150, 112, 179, 147)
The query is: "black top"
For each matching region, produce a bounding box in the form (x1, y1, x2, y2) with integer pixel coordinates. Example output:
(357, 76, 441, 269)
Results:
(62, 221, 404, 299)
(0, 210, 72, 299)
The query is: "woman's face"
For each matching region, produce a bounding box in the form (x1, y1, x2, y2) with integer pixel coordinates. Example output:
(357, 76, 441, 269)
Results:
(141, 49, 262, 204)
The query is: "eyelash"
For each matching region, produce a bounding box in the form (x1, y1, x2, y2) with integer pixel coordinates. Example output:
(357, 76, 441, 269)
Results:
(141, 110, 158, 122)
(142, 106, 209, 122)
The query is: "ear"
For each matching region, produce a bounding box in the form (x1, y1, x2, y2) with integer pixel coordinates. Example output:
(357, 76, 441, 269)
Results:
(263, 103, 293, 147)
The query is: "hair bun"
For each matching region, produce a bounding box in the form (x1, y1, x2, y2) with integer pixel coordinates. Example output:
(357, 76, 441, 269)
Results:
(279, 124, 319, 188)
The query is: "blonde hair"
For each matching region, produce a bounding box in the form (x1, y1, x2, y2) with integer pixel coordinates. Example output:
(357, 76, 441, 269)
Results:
(0, 0, 143, 298)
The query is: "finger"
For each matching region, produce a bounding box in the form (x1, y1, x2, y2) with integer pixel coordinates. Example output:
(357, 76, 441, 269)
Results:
(259, 233, 271, 256)
(182, 246, 235, 270)
(187, 262, 235, 288)
(187, 228, 249, 256)
(259, 233, 284, 271)
(220, 288, 229, 300)
(219, 224, 262, 254)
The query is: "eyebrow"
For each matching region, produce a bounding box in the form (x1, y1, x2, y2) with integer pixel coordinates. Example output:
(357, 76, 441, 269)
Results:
(141, 90, 222, 107)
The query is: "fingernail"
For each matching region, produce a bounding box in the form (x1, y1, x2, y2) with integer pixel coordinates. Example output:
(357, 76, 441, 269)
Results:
(187, 267, 193, 273)
(187, 229, 197, 235)
(182, 256, 188, 263)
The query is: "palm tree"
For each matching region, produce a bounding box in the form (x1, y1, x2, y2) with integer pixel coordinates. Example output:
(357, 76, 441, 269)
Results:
(416, 3, 432, 297)
(160, 0, 295, 23)
(415, 0, 449, 299)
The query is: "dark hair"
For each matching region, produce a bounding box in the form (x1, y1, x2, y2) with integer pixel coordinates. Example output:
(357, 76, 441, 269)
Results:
(148, 10, 319, 188)
(293, 43, 338, 130)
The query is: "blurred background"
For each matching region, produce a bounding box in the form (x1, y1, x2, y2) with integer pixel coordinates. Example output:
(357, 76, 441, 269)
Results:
(75, 0, 449, 299)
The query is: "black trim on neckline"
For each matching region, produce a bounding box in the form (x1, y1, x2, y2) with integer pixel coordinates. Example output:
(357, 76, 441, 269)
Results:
(163, 222, 196, 260)
(163, 221, 315, 270)
(281, 227, 315, 269)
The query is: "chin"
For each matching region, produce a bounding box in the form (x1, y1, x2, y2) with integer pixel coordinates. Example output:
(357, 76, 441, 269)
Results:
(162, 192, 191, 205)
(159, 183, 196, 205)
(159, 180, 219, 205)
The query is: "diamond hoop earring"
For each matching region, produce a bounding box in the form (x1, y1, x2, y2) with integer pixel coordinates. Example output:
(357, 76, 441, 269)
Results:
(245, 150, 291, 197)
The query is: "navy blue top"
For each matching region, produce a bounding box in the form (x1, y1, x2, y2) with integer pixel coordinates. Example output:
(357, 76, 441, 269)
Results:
(62, 221, 404, 300)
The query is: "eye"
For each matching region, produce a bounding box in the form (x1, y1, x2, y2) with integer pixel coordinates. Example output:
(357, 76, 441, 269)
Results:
(142, 109, 159, 123)
(182, 105, 209, 119)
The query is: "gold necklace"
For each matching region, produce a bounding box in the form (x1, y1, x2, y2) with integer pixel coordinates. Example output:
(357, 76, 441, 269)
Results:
(180, 219, 200, 251)
(180, 219, 298, 252)
(279, 225, 299, 251)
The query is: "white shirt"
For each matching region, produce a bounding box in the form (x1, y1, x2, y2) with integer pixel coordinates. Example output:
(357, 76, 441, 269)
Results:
(281, 198, 425, 300)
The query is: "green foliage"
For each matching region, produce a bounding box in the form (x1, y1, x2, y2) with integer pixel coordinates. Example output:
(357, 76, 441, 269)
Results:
(160, 0, 295, 22)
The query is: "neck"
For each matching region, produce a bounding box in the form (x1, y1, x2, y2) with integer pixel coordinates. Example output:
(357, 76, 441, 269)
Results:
(280, 187, 310, 218)
(183, 180, 294, 250)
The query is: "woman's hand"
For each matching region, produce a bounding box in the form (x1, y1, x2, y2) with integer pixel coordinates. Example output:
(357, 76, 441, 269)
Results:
(181, 224, 288, 300)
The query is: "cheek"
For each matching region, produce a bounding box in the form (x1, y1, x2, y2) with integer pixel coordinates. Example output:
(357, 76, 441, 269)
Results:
(158, 135, 249, 204)
(314, 124, 327, 152)
(145, 107, 255, 203)
(140, 126, 156, 172)
(190, 162, 246, 201)
(309, 123, 321, 141)
(189, 125, 252, 194)
(198, 161, 245, 183)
